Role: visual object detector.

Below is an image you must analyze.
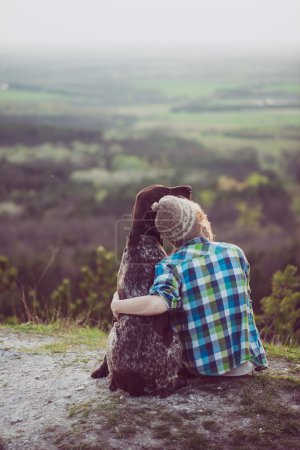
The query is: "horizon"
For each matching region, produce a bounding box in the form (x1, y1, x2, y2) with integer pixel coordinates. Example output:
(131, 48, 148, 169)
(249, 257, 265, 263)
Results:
(1, 43, 300, 59)
(1, 0, 300, 52)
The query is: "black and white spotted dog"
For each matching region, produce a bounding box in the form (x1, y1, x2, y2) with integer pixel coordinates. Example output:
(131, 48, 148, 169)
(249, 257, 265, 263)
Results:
(92, 184, 192, 397)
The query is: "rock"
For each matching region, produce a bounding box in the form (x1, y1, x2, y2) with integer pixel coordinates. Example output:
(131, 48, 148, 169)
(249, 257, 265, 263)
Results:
(10, 418, 23, 424)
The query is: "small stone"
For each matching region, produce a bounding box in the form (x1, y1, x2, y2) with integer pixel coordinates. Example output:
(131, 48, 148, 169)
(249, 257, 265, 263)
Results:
(10, 418, 23, 424)
(64, 394, 72, 398)
(76, 386, 85, 391)
(217, 386, 222, 390)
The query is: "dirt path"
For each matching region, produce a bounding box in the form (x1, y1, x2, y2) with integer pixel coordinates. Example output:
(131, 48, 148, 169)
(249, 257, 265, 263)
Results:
(0, 329, 299, 450)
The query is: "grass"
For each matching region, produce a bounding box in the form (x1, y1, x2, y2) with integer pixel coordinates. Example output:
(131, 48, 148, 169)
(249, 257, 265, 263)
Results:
(65, 396, 213, 449)
(0, 88, 66, 103)
(0, 322, 108, 352)
(68, 401, 91, 419)
(233, 376, 300, 449)
(264, 342, 300, 363)
(1, 323, 299, 361)
(131, 79, 237, 99)
(164, 109, 300, 129)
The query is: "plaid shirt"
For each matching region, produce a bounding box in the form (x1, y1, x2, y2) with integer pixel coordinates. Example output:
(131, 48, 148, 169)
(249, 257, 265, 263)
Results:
(149, 237, 268, 375)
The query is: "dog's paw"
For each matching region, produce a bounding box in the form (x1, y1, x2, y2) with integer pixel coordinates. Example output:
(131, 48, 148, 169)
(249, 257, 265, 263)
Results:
(174, 376, 188, 390)
(109, 379, 118, 392)
(91, 366, 108, 379)
(158, 387, 173, 398)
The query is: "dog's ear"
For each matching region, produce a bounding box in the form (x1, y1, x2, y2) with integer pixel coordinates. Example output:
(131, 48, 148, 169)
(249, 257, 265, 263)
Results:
(170, 185, 192, 200)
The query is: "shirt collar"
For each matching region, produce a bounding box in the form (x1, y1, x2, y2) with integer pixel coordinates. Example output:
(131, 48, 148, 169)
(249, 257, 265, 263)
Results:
(177, 236, 209, 249)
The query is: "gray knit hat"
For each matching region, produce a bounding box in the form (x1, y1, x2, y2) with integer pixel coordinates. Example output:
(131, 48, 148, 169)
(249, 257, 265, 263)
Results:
(152, 195, 213, 246)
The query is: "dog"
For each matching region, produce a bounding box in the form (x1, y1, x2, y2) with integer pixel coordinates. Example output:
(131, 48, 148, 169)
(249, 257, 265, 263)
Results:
(92, 184, 192, 397)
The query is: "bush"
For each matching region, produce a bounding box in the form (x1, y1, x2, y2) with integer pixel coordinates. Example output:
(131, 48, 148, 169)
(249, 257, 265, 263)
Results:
(260, 265, 300, 344)
(0, 256, 19, 321)
(48, 246, 117, 329)
(0, 247, 117, 330)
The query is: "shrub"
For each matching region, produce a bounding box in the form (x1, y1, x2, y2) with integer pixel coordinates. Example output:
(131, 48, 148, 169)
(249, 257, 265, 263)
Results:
(260, 265, 300, 344)
(0, 247, 117, 329)
(50, 246, 117, 329)
(0, 255, 18, 292)
(0, 255, 19, 321)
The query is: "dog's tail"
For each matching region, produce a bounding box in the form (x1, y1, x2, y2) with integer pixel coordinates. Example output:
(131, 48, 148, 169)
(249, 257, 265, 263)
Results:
(112, 370, 149, 397)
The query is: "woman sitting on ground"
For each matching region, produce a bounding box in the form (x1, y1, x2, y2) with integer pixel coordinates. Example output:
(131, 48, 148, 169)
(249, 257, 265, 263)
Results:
(111, 195, 268, 377)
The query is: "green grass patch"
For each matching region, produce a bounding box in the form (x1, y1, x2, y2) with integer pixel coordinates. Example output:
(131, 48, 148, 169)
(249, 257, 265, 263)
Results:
(0, 322, 108, 351)
(132, 79, 237, 99)
(265, 83, 300, 94)
(68, 401, 92, 418)
(0, 88, 66, 103)
(165, 109, 300, 127)
(264, 342, 300, 363)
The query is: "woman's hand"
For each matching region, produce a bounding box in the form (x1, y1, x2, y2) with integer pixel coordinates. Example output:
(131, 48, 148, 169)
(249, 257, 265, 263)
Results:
(111, 292, 168, 317)
(111, 291, 120, 320)
(113, 291, 119, 301)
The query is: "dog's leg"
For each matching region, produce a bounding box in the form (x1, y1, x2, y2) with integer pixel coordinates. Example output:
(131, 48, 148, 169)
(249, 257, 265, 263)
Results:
(158, 377, 187, 398)
(91, 355, 109, 379)
(109, 376, 118, 392)
(91, 316, 119, 379)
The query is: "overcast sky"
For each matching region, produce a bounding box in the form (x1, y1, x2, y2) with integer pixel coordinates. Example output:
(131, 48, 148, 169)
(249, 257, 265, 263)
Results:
(1, 0, 300, 49)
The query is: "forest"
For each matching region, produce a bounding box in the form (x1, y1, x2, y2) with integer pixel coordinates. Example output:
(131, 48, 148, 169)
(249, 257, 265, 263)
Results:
(0, 48, 299, 341)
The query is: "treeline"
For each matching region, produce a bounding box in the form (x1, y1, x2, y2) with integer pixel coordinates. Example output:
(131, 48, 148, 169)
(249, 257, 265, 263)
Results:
(0, 251, 299, 344)
(1, 130, 299, 309)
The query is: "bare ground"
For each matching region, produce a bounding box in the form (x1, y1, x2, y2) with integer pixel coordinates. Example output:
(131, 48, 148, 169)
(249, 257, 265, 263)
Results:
(0, 328, 299, 450)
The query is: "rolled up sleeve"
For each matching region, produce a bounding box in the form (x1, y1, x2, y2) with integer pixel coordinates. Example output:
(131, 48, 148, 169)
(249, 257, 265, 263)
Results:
(149, 262, 182, 310)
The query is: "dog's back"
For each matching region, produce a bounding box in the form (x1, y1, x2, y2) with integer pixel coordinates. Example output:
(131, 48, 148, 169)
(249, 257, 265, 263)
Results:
(106, 235, 182, 396)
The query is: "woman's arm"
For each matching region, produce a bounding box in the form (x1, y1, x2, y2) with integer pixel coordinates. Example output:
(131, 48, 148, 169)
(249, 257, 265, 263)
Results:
(111, 292, 168, 318)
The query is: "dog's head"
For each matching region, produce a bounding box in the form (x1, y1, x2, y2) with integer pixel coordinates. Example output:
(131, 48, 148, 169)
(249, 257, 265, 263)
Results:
(132, 185, 192, 234)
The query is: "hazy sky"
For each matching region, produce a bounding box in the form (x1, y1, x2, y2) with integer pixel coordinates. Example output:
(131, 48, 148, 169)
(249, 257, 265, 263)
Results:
(1, 0, 300, 49)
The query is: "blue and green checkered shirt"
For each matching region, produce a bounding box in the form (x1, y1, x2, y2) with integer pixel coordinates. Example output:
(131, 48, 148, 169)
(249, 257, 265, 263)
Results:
(149, 237, 268, 376)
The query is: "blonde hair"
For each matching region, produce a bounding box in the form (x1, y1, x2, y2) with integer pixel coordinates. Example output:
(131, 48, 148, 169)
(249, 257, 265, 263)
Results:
(195, 206, 214, 241)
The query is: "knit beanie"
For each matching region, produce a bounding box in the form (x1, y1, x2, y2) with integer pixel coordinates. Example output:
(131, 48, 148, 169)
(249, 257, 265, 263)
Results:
(151, 195, 212, 246)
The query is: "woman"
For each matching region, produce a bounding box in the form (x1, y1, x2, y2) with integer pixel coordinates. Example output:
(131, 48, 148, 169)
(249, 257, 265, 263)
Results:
(111, 195, 268, 377)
